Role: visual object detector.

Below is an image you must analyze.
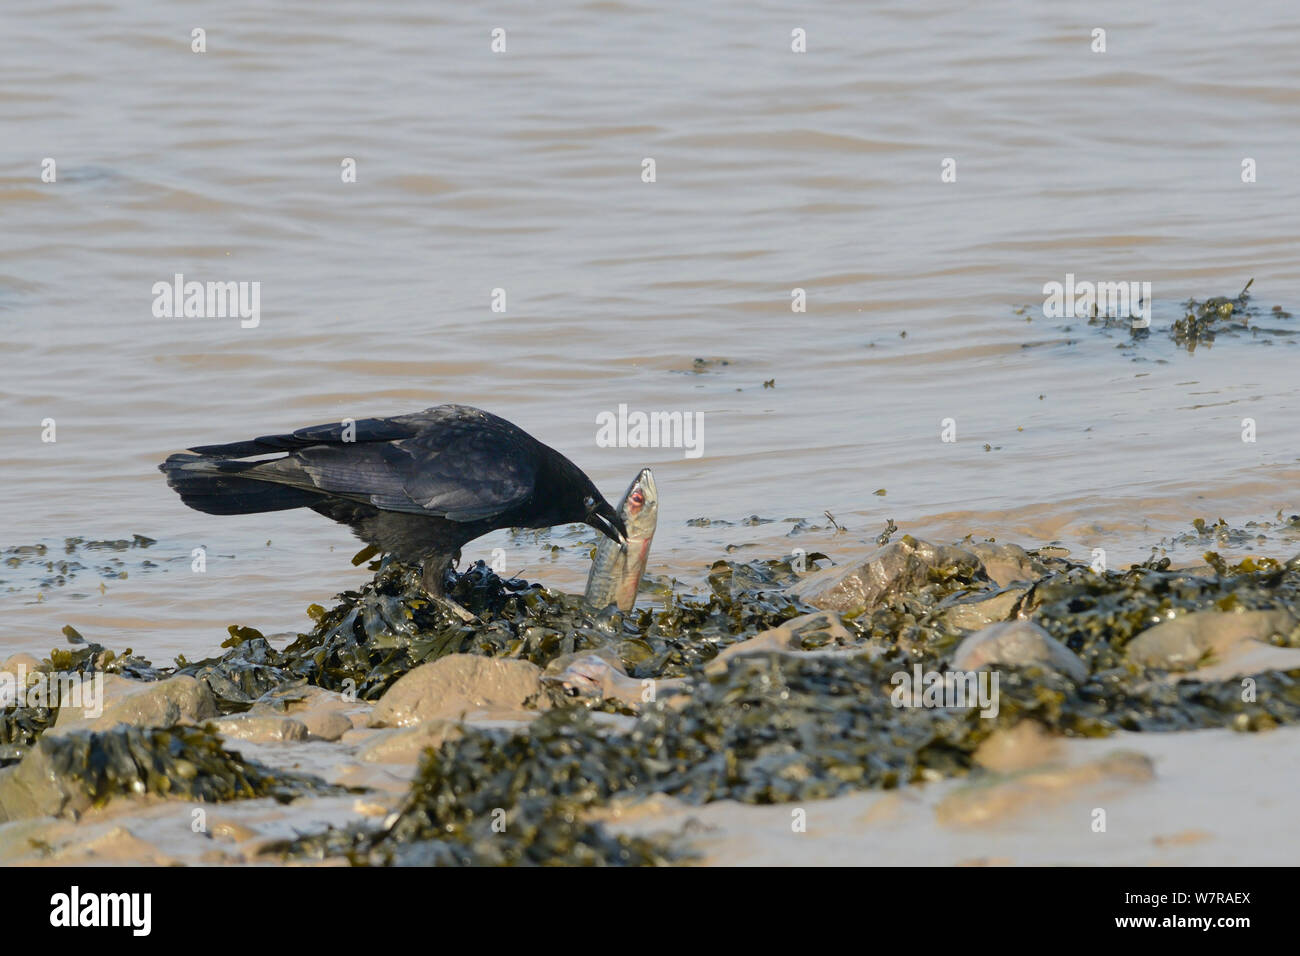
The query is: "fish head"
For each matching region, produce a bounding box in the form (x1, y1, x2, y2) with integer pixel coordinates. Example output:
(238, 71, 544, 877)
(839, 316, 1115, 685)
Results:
(620, 467, 658, 538)
(545, 654, 618, 698)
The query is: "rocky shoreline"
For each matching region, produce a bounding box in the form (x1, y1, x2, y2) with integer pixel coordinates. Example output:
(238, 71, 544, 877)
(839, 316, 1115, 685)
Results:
(3, 533, 1300, 865)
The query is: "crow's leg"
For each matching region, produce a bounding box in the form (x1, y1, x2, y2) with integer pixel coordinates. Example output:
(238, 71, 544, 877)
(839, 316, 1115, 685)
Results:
(421, 555, 479, 624)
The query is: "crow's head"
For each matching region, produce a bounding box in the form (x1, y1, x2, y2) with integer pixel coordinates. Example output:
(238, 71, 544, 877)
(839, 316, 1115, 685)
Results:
(537, 450, 628, 550)
(581, 491, 628, 552)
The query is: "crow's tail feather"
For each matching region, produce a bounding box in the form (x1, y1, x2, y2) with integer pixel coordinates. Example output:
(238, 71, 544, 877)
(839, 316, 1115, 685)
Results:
(186, 436, 298, 458)
(159, 453, 322, 515)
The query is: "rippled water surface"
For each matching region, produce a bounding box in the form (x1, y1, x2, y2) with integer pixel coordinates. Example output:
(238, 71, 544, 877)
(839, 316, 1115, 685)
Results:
(3, 1, 1300, 660)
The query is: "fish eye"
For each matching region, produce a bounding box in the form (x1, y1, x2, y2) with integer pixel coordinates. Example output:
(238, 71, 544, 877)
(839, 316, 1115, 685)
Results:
(630, 491, 644, 506)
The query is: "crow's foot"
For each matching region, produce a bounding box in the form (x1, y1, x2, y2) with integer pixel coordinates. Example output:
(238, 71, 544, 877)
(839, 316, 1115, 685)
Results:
(421, 558, 480, 624)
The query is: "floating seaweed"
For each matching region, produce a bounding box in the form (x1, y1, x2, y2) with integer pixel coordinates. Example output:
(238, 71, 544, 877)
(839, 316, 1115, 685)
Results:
(1169, 279, 1296, 351)
(1160, 513, 1300, 553)
(1041, 280, 1294, 354)
(0, 534, 159, 595)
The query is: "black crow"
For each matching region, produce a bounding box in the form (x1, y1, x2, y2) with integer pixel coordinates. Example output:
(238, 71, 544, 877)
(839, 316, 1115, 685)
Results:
(159, 404, 627, 615)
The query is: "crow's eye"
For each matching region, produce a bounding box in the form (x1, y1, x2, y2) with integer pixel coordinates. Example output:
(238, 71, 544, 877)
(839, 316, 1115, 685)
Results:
(583, 496, 595, 510)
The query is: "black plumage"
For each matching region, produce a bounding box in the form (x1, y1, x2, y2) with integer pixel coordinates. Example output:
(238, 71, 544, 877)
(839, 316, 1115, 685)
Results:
(159, 404, 627, 596)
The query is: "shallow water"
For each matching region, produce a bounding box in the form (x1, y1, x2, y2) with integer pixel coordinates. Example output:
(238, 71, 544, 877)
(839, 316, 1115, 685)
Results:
(3, 0, 1300, 662)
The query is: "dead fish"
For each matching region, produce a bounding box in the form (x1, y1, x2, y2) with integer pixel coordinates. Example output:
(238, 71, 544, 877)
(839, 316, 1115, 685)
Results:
(543, 648, 687, 709)
(543, 649, 630, 700)
(584, 468, 657, 612)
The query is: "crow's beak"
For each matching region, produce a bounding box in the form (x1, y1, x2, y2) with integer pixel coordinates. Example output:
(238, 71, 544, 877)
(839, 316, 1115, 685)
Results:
(589, 501, 628, 552)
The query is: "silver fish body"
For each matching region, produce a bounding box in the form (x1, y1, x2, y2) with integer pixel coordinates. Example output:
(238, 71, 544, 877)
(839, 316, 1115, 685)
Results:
(584, 468, 657, 612)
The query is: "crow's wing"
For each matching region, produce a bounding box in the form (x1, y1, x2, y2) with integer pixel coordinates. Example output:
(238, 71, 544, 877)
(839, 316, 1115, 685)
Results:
(243, 407, 538, 522)
(189, 417, 422, 458)
(392, 414, 538, 520)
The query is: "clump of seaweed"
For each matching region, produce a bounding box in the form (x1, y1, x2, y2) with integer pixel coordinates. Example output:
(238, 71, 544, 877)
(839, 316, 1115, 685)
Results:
(28, 553, 820, 726)
(0, 704, 56, 766)
(175, 630, 304, 712)
(233, 555, 822, 702)
(1171, 279, 1295, 351)
(46, 639, 165, 680)
(275, 709, 679, 866)
(156, 560, 553, 708)
(29, 724, 343, 815)
(0, 639, 167, 766)
(1021, 553, 1300, 673)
